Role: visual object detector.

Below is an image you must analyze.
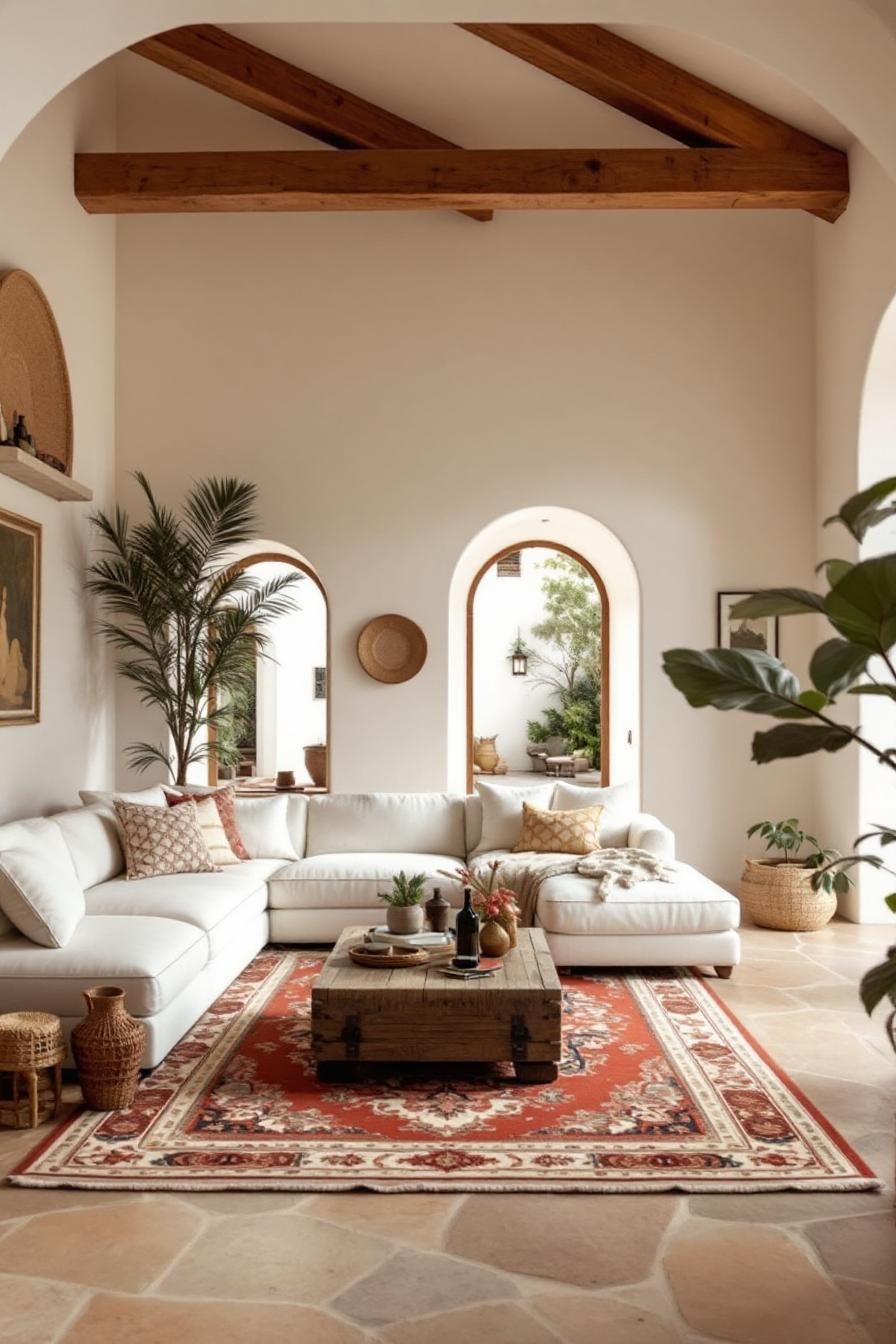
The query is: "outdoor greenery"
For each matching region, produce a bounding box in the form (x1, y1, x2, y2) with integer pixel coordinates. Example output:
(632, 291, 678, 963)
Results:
(526, 555, 602, 764)
(87, 474, 300, 785)
(661, 475, 896, 1044)
(745, 818, 850, 897)
(378, 871, 428, 908)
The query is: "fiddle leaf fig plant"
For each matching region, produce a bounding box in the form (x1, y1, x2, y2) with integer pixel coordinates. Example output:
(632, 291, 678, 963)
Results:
(662, 475, 896, 1048)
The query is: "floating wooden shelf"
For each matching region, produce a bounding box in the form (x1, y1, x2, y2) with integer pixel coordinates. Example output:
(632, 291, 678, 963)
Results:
(0, 445, 92, 502)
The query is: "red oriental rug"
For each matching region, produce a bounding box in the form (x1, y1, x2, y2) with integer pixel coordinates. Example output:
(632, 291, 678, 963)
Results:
(12, 952, 878, 1193)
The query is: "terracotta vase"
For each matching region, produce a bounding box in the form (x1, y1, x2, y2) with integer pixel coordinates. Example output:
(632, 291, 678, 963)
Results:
(386, 904, 424, 935)
(480, 919, 512, 958)
(304, 744, 327, 788)
(72, 986, 146, 1111)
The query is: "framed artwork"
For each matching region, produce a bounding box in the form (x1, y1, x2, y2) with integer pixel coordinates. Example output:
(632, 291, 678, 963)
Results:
(717, 591, 778, 658)
(0, 507, 41, 725)
(313, 666, 327, 701)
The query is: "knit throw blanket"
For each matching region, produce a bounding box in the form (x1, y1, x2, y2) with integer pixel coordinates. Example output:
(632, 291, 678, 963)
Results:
(474, 848, 675, 927)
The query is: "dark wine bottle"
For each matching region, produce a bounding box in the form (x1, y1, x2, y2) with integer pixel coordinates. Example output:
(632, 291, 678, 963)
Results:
(453, 887, 480, 969)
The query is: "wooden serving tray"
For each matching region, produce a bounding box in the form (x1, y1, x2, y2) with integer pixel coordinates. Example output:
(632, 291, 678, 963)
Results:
(348, 945, 431, 969)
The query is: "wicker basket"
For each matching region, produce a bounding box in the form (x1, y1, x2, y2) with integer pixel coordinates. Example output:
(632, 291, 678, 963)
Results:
(738, 858, 837, 932)
(71, 987, 146, 1111)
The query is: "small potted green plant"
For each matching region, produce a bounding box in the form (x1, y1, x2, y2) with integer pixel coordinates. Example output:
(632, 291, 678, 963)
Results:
(740, 818, 850, 931)
(378, 871, 428, 935)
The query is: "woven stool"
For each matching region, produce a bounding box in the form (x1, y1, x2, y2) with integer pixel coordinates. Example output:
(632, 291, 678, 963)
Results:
(0, 1012, 65, 1128)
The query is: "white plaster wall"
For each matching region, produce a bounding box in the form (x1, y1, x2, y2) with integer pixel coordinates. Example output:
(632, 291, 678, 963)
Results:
(112, 36, 820, 887)
(472, 549, 572, 772)
(815, 145, 896, 921)
(0, 70, 117, 823)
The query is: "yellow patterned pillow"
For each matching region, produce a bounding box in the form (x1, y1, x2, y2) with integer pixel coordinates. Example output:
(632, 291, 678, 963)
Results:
(513, 801, 604, 855)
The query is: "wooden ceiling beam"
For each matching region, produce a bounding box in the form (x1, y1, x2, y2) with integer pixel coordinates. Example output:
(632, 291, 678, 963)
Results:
(458, 24, 846, 221)
(130, 25, 491, 223)
(74, 147, 849, 216)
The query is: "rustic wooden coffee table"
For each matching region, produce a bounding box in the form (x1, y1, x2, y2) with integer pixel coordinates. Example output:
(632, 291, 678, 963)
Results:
(312, 926, 562, 1083)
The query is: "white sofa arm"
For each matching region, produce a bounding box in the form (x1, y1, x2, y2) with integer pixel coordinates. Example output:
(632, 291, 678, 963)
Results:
(627, 813, 675, 861)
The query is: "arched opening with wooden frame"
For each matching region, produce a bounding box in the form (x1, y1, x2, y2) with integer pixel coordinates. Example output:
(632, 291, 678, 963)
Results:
(207, 546, 330, 791)
(466, 540, 610, 793)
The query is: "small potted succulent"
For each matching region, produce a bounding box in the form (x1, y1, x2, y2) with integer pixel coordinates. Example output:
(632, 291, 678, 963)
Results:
(378, 871, 428, 935)
(740, 818, 851, 932)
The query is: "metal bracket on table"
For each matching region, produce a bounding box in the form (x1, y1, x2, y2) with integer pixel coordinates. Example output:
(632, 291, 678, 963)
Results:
(341, 1014, 361, 1060)
(511, 1014, 531, 1061)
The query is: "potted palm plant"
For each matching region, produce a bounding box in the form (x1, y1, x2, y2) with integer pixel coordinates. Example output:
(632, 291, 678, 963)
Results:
(86, 473, 301, 785)
(741, 818, 848, 931)
(378, 871, 428, 935)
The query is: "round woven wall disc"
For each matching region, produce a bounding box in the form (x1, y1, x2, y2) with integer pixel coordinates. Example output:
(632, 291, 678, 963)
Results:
(357, 614, 427, 684)
(0, 270, 73, 473)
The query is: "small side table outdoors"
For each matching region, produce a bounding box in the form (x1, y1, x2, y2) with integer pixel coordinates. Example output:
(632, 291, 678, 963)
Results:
(0, 1011, 65, 1128)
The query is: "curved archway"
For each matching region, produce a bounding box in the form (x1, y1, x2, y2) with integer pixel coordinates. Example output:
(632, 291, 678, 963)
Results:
(208, 540, 330, 790)
(852, 295, 896, 923)
(448, 506, 640, 798)
(466, 541, 610, 791)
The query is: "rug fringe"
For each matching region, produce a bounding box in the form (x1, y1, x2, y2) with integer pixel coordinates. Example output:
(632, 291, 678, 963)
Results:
(6, 1175, 882, 1194)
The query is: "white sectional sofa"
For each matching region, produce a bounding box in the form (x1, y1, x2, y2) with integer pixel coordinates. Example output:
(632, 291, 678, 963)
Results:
(0, 783, 740, 1067)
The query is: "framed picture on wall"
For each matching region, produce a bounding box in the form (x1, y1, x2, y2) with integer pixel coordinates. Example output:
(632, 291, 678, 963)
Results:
(0, 507, 41, 725)
(313, 666, 327, 701)
(717, 591, 779, 658)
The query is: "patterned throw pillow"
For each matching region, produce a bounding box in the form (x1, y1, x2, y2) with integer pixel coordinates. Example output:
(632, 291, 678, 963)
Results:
(113, 799, 219, 880)
(513, 801, 604, 856)
(165, 793, 239, 866)
(163, 786, 250, 861)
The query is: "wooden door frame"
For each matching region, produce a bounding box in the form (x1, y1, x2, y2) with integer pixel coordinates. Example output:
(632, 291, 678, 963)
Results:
(466, 540, 610, 793)
(208, 551, 330, 789)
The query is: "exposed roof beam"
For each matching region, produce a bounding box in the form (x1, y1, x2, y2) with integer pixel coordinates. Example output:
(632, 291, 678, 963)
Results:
(130, 25, 491, 223)
(458, 24, 846, 221)
(75, 147, 849, 216)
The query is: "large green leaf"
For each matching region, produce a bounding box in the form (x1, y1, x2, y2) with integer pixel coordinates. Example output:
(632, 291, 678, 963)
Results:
(824, 555, 896, 653)
(825, 475, 896, 542)
(848, 684, 896, 701)
(860, 949, 896, 1014)
(730, 588, 825, 617)
(751, 722, 854, 764)
(662, 649, 801, 714)
(809, 638, 869, 697)
(816, 559, 854, 588)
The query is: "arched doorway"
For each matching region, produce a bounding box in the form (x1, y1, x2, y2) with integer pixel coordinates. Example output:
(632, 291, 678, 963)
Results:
(208, 546, 330, 791)
(467, 541, 609, 792)
(448, 506, 640, 798)
(854, 295, 896, 923)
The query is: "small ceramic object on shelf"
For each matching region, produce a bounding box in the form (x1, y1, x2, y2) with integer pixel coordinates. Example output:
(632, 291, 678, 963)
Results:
(424, 887, 451, 934)
(71, 986, 146, 1111)
(275, 770, 296, 790)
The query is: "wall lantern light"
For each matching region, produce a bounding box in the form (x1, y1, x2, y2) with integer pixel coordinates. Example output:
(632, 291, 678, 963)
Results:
(509, 631, 529, 677)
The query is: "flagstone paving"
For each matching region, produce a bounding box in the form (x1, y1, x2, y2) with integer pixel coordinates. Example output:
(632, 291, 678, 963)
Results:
(0, 917, 892, 1344)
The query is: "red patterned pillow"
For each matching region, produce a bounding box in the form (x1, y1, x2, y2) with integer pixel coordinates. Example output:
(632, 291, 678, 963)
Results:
(164, 786, 250, 861)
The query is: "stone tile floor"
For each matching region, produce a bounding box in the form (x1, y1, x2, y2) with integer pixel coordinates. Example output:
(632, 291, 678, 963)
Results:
(0, 917, 893, 1343)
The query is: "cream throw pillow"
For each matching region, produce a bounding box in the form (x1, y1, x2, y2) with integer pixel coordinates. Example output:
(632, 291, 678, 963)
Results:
(0, 838, 85, 947)
(192, 796, 240, 866)
(513, 801, 604, 856)
(113, 799, 218, 880)
(472, 780, 556, 856)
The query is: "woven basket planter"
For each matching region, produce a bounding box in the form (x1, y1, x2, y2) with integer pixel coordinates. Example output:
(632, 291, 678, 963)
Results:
(738, 859, 837, 932)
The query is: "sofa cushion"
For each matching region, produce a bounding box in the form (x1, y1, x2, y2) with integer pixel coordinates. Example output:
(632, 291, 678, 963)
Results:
(166, 793, 240, 866)
(471, 781, 555, 857)
(79, 785, 168, 809)
(551, 782, 637, 849)
(165, 786, 250, 861)
(0, 818, 65, 940)
(0, 840, 85, 948)
(305, 793, 467, 859)
(50, 805, 124, 887)
(234, 795, 299, 861)
(268, 853, 465, 910)
(0, 915, 208, 1017)
(114, 799, 218, 879)
(536, 863, 740, 937)
(514, 801, 603, 855)
(85, 860, 285, 960)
